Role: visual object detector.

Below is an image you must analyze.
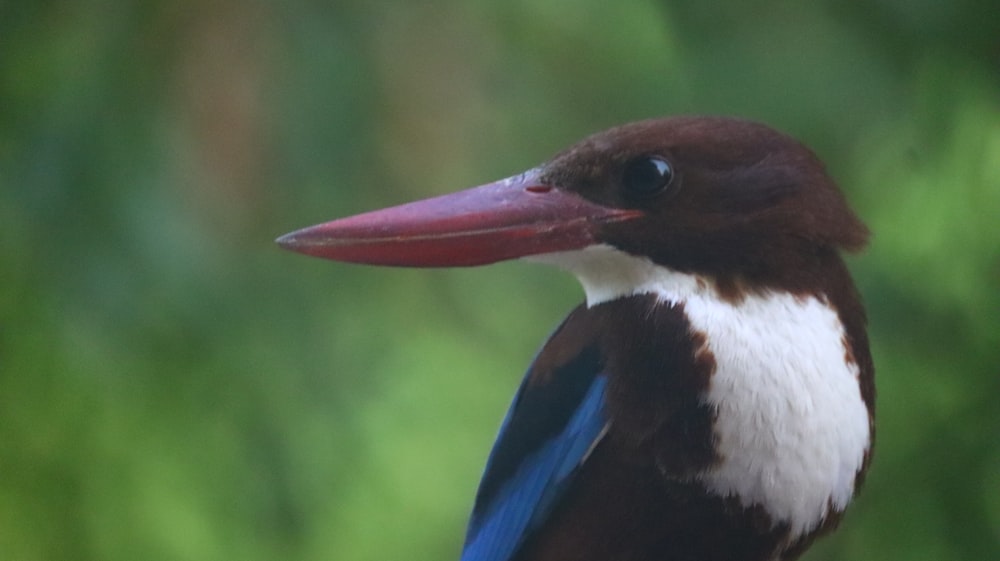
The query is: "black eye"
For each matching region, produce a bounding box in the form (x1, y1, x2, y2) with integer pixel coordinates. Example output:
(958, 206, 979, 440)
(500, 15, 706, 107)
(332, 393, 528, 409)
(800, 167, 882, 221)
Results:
(622, 156, 674, 198)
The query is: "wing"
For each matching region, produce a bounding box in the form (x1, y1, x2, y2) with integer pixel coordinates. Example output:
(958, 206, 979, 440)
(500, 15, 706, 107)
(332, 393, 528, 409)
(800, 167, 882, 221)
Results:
(461, 309, 607, 561)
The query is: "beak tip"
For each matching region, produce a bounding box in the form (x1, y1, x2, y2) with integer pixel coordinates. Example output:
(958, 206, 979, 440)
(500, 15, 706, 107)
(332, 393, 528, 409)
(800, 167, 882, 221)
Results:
(275, 231, 303, 252)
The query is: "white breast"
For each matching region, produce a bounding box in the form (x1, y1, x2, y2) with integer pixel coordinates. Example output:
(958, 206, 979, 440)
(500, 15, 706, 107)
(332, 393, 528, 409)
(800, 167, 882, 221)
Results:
(529, 245, 871, 537)
(686, 289, 868, 537)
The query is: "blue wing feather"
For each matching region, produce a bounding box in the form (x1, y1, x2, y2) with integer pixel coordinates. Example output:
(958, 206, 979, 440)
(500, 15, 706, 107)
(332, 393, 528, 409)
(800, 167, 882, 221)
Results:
(460, 342, 608, 561)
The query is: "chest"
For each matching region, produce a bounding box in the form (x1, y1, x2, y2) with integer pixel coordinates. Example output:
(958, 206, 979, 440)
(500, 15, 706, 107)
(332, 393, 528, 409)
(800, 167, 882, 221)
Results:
(676, 291, 871, 538)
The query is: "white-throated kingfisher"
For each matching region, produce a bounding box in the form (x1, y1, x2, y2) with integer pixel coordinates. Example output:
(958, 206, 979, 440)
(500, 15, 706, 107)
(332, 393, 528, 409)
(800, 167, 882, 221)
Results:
(277, 116, 875, 561)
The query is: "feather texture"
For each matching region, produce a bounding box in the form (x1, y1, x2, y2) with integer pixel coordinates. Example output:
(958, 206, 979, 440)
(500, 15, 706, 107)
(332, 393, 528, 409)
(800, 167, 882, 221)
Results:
(461, 338, 608, 561)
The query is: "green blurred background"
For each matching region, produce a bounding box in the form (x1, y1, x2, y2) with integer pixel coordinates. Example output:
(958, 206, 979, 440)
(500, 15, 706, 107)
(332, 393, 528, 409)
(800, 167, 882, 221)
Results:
(2, 1, 998, 560)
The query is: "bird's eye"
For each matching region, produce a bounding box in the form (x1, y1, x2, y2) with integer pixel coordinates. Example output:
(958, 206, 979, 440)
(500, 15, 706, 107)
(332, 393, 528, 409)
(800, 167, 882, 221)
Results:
(622, 156, 674, 198)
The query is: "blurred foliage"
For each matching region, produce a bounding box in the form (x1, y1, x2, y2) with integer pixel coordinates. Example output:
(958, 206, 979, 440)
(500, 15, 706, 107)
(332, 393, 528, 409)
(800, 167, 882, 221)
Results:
(1, 1, 998, 560)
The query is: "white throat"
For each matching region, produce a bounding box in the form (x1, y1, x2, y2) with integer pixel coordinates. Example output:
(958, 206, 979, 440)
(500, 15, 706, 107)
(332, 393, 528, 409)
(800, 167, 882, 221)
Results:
(528, 245, 871, 537)
(528, 244, 699, 307)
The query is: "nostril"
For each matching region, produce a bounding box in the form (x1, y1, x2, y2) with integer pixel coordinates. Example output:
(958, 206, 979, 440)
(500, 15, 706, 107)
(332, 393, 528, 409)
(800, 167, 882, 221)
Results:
(526, 185, 552, 194)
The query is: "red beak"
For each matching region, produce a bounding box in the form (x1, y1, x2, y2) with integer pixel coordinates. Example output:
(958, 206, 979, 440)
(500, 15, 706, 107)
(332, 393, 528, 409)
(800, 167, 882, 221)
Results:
(276, 169, 642, 267)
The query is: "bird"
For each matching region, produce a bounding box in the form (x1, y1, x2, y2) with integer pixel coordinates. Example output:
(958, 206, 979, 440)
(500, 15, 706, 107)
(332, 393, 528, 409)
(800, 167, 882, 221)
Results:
(276, 116, 875, 561)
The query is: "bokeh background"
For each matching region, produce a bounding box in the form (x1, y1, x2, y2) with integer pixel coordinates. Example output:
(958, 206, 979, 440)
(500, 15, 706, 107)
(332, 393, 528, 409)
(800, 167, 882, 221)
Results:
(2, 1, 998, 560)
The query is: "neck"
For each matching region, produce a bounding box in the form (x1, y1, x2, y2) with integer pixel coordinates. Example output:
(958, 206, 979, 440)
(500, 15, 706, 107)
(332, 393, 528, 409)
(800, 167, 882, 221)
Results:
(530, 245, 872, 537)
